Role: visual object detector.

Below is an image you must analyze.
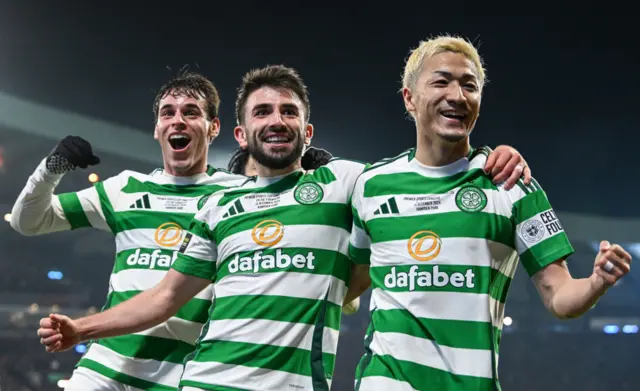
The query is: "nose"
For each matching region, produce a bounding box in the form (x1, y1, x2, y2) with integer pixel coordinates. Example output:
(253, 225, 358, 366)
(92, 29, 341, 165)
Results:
(446, 82, 467, 105)
(170, 113, 187, 130)
(266, 112, 286, 128)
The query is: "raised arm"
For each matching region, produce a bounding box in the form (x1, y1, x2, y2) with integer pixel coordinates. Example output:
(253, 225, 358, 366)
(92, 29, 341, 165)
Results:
(11, 136, 102, 235)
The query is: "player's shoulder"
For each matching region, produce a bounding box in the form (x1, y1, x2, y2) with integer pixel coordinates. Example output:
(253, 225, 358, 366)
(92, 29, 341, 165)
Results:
(204, 167, 249, 187)
(359, 148, 413, 180)
(323, 157, 367, 174)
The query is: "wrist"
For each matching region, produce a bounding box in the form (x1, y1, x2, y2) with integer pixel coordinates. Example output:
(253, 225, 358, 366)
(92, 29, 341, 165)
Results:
(589, 273, 609, 297)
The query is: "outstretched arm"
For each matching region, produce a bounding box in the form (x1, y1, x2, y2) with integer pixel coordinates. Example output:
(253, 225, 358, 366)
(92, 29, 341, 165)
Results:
(37, 269, 209, 352)
(533, 241, 632, 319)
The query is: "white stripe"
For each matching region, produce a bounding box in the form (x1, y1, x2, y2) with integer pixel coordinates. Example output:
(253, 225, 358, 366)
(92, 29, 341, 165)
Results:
(182, 361, 313, 391)
(217, 224, 350, 260)
(115, 228, 184, 252)
(216, 271, 346, 306)
(515, 208, 565, 252)
(371, 238, 515, 269)
(362, 188, 512, 222)
(201, 318, 339, 354)
(114, 192, 202, 213)
(134, 317, 204, 345)
(81, 342, 183, 388)
(74, 186, 110, 231)
(370, 331, 493, 379)
(358, 376, 417, 391)
(181, 233, 217, 263)
(109, 268, 211, 300)
(371, 288, 490, 323)
(350, 224, 371, 250)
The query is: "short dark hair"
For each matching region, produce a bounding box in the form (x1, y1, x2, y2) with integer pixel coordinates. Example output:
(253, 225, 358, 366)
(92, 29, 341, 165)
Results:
(153, 71, 220, 121)
(235, 65, 310, 125)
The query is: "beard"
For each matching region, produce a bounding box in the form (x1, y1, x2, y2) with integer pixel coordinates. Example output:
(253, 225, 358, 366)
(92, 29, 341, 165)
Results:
(247, 128, 305, 170)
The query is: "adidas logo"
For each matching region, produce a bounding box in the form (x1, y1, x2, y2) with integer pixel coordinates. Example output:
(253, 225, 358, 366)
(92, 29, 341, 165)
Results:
(373, 197, 399, 215)
(223, 199, 245, 218)
(130, 194, 151, 209)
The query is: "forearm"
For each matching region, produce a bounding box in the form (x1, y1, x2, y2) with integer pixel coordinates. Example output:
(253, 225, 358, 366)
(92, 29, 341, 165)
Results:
(76, 284, 176, 341)
(548, 276, 606, 319)
(10, 158, 71, 235)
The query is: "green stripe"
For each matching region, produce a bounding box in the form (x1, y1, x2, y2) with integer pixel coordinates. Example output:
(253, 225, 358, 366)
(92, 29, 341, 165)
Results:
(354, 321, 376, 390)
(107, 290, 210, 324)
(216, 248, 351, 282)
(113, 210, 193, 233)
(113, 248, 178, 273)
(96, 333, 194, 364)
(95, 182, 117, 232)
(512, 190, 552, 223)
(309, 166, 338, 184)
(217, 171, 304, 206)
(349, 244, 371, 265)
(172, 253, 216, 281)
(212, 295, 342, 331)
(519, 234, 574, 277)
(188, 218, 215, 241)
(366, 211, 514, 248)
(121, 176, 227, 196)
(191, 340, 335, 379)
(364, 169, 494, 197)
(58, 192, 92, 229)
(77, 359, 175, 391)
(360, 354, 494, 391)
(372, 309, 493, 350)
(214, 203, 351, 243)
(352, 205, 365, 229)
(370, 264, 510, 298)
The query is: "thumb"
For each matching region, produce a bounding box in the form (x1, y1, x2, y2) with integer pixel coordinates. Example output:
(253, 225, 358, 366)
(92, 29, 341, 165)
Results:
(599, 240, 611, 253)
(49, 313, 71, 326)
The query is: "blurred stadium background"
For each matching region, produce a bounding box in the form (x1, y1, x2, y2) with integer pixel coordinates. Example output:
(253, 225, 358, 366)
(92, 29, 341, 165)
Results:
(1, 2, 638, 391)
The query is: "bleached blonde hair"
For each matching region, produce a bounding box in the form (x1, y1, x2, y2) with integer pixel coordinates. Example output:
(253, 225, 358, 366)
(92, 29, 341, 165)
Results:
(402, 35, 487, 91)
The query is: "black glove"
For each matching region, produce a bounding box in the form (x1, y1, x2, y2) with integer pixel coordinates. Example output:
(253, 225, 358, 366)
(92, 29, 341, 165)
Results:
(227, 147, 249, 175)
(46, 136, 100, 174)
(301, 146, 333, 170)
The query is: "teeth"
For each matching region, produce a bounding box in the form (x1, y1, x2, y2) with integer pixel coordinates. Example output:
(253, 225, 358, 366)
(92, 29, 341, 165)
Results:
(441, 111, 464, 118)
(169, 134, 190, 140)
(265, 136, 288, 142)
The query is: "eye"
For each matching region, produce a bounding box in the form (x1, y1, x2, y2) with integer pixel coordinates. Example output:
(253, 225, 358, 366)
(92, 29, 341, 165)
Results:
(464, 84, 478, 92)
(161, 110, 174, 117)
(282, 109, 298, 116)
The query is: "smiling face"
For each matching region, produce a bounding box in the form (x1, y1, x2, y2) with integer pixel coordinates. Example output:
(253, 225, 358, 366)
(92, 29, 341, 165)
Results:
(403, 51, 482, 144)
(154, 90, 219, 176)
(234, 85, 313, 172)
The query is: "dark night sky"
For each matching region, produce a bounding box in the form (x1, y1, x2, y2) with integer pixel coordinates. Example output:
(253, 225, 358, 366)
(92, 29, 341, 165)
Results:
(0, 2, 636, 216)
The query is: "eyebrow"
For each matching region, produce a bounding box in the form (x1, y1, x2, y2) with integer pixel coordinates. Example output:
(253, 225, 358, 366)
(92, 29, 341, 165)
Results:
(433, 70, 478, 81)
(159, 103, 202, 112)
(251, 103, 299, 112)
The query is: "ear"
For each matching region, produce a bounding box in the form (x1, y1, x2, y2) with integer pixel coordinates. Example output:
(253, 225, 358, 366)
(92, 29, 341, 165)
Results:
(403, 87, 417, 115)
(234, 125, 248, 149)
(208, 118, 221, 142)
(304, 123, 314, 146)
(153, 123, 160, 141)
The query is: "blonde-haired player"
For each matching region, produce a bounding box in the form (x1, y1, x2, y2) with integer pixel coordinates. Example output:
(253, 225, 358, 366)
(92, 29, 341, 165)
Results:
(347, 35, 632, 390)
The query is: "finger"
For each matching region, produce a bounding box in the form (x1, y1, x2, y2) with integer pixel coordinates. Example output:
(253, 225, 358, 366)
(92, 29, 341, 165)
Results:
(45, 341, 62, 353)
(503, 162, 525, 191)
(490, 153, 511, 179)
(523, 162, 533, 186)
(39, 317, 54, 328)
(609, 245, 632, 264)
(492, 154, 519, 185)
(599, 240, 611, 253)
(41, 334, 63, 346)
(598, 251, 629, 277)
(49, 314, 70, 326)
(595, 267, 617, 287)
(484, 151, 497, 173)
(37, 328, 59, 338)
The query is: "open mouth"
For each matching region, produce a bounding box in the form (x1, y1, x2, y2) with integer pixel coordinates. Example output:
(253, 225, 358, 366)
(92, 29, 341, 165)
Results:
(168, 133, 192, 151)
(440, 110, 467, 123)
(262, 135, 292, 145)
